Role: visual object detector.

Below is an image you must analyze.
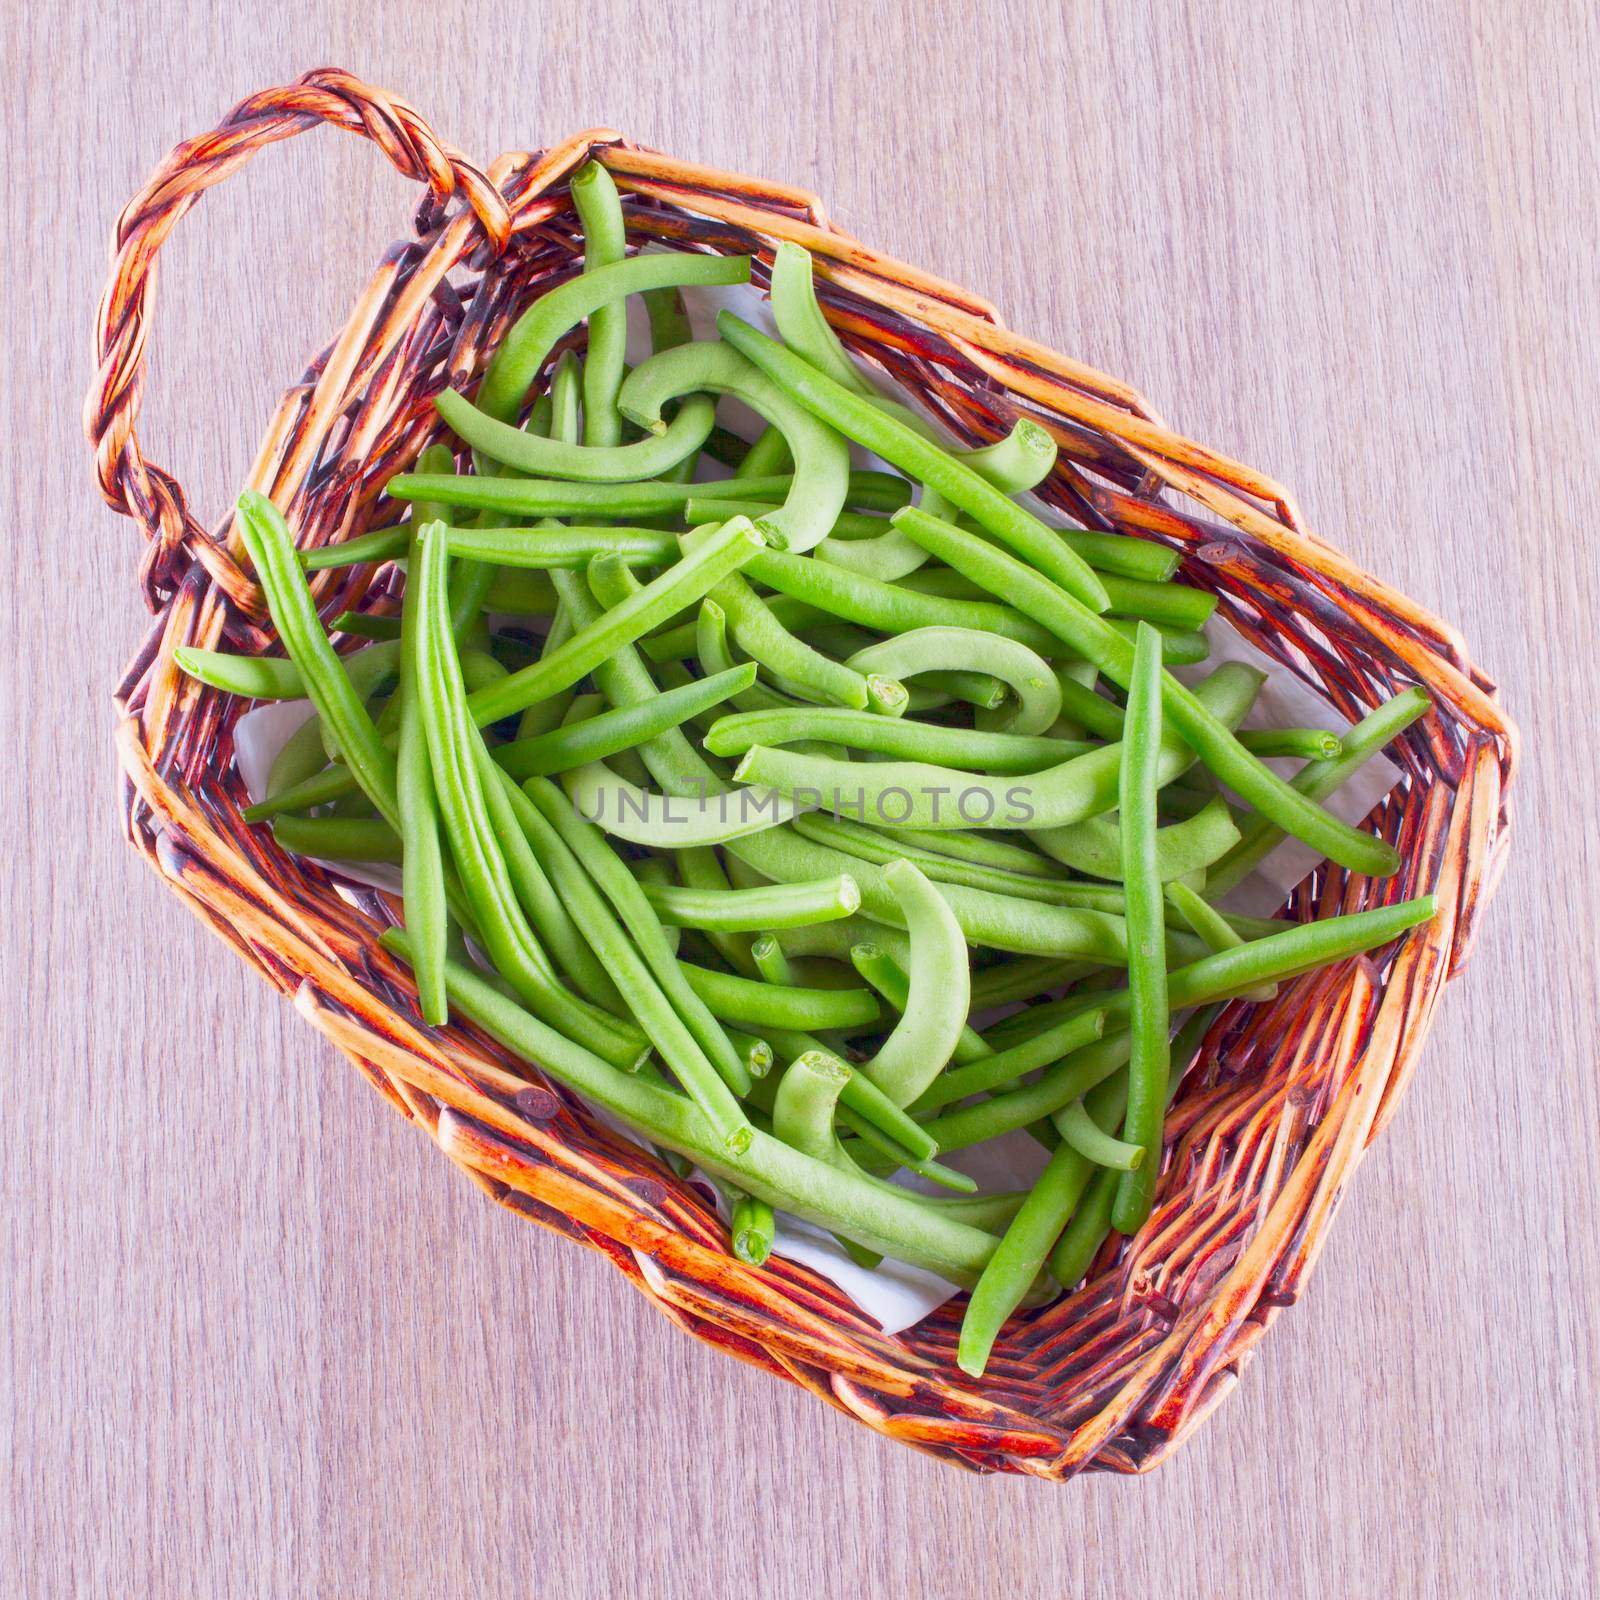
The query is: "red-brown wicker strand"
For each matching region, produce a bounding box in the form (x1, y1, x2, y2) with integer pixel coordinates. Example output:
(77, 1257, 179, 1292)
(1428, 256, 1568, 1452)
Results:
(86, 70, 1517, 1477)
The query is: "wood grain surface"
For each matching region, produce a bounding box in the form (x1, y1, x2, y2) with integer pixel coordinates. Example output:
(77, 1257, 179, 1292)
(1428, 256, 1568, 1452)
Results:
(5, 2, 1597, 1595)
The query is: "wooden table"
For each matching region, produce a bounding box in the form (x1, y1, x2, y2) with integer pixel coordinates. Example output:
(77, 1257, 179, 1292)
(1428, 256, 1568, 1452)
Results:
(8, 3, 1597, 1595)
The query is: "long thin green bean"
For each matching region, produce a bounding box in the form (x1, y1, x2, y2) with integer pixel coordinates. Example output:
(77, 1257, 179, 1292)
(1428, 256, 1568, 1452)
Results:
(678, 962, 881, 1031)
(641, 874, 861, 931)
(569, 161, 628, 446)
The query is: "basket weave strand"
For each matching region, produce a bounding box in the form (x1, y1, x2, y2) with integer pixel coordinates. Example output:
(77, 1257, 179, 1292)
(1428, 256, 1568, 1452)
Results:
(87, 69, 1516, 1477)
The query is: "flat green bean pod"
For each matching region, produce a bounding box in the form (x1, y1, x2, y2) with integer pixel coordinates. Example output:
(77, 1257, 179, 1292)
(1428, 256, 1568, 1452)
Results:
(1030, 795, 1242, 883)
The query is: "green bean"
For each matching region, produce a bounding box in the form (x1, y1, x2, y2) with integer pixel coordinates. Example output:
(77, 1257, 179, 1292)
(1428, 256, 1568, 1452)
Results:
(769, 240, 878, 396)
(678, 961, 881, 1031)
(853, 860, 971, 1106)
(733, 543, 1058, 652)
(396, 493, 450, 1022)
(716, 311, 1110, 611)
(846, 941, 986, 1071)
(387, 469, 908, 520)
(1030, 795, 1241, 884)
(1235, 727, 1343, 760)
(483, 568, 559, 615)
(1052, 669, 1126, 741)
(564, 757, 800, 846)
(1164, 879, 1275, 1002)
(1206, 686, 1431, 894)
(727, 822, 1201, 963)
(233, 492, 401, 825)
(904, 671, 1009, 712)
(920, 1030, 1135, 1153)
(436, 386, 717, 482)
(844, 627, 1060, 735)
(463, 518, 767, 725)
(642, 874, 860, 931)
(836, 1112, 980, 1193)
(518, 791, 750, 1103)
(1043, 528, 1180, 583)
(331, 611, 399, 641)
(405, 524, 647, 1067)
(271, 813, 403, 862)
(694, 600, 798, 716)
(1055, 1099, 1143, 1170)
(477, 251, 751, 422)
(1048, 1164, 1120, 1291)
(474, 757, 627, 1014)
(772, 1050, 851, 1159)
(751, 934, 795, 986)
(265, 709, 337, 801)
(568, 162, 628, 446)
(380, 931, 999, 1279)
(730, 1194, 775, 1265)
(618, 341, 850, 553)
(1108, 624, 1171, 1233)
(723, 1029, 775, 1079)
(493, 664, 755, 780)
(302, 524, 409, 571)
(970, 956, 1092, 1009)
(893, 507, 1402, 878)
(678, 537, 873, 710)
(643, 282, 694, 354)
(440, 524, 683, 567)
(1098, 574, 1217, 630)
(908, 1007, 1109, 1115)
(676, 845, 760, 977)
(733, 425, 793, 479)
(704, 706, 1081, 773)
(685, 499, 890, 543)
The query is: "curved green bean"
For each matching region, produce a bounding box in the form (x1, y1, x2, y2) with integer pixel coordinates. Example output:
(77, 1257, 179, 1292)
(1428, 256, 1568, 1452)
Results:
(1055, 1099, 1143, 1170)
(436, 387, 716, 482)
(857, 860, 970, 1106)
(618, 340, 850, 552)
(848, 942, 990, 1067)
(845, 627, 1061, 735)
(477, 251, 751, 422)
(1030, 795, 1242, 883)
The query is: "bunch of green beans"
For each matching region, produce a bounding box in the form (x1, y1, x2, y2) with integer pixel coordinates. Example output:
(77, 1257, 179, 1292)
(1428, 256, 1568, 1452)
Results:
(187, 196, 1436, 1371)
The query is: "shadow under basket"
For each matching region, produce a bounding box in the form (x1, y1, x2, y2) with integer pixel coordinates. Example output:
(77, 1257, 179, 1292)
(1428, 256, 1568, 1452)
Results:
(86, 68, 1517, 1478)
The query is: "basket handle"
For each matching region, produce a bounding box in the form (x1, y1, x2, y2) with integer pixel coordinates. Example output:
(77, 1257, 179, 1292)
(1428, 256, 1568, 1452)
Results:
(83, 67, 510, 599)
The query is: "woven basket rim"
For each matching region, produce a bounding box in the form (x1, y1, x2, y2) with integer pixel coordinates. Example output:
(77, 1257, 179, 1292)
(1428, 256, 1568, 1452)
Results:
(86, 67, 1516, 1479)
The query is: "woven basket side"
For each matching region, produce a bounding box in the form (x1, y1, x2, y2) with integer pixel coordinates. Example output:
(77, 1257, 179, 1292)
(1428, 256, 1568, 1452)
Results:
(88, 69, 1515, 1478)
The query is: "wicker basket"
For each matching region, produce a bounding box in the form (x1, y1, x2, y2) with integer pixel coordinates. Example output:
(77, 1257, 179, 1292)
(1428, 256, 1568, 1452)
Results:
(86, 68, 1517, 1478)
